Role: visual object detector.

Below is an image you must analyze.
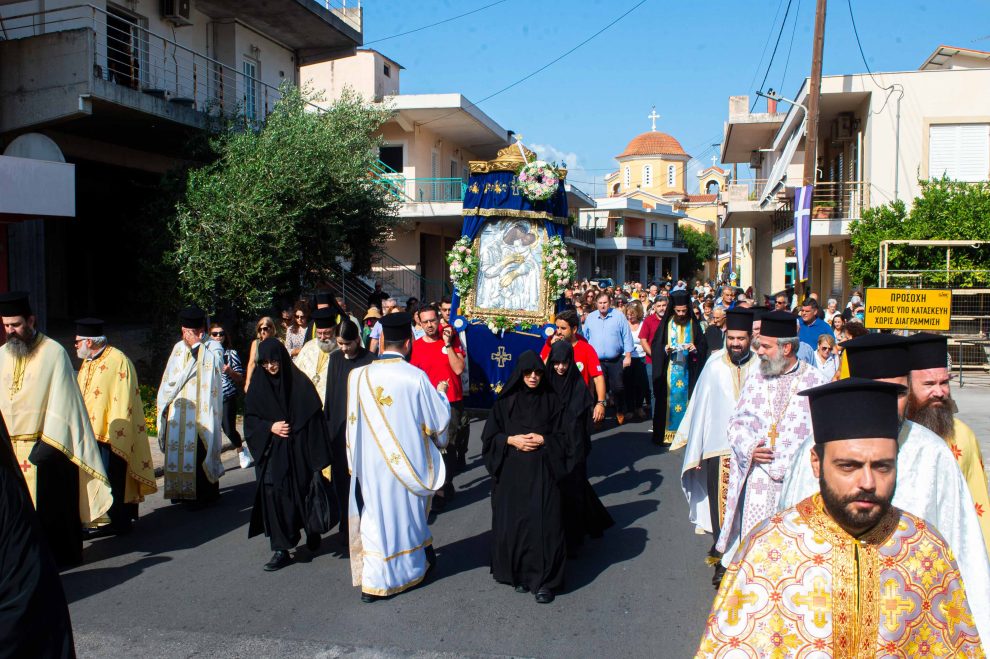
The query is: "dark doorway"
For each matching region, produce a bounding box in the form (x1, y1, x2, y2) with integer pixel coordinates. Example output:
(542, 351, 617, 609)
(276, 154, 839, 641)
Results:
(106, 6, 142, 89)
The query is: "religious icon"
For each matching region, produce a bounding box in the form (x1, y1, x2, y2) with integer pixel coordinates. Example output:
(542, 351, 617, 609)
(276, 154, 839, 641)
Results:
(474, 219, 544, 313)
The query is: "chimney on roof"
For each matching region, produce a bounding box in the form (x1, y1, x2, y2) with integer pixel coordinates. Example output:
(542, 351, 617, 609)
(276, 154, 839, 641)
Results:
(766, 89, 778, 114)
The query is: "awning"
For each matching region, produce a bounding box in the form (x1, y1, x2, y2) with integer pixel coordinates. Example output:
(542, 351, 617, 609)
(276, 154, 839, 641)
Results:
(758, 116, 806, 208)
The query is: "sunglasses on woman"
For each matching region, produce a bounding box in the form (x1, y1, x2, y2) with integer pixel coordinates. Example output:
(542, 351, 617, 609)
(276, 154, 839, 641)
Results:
(210, 331, 225, 337)
(259, 326, 273, 333)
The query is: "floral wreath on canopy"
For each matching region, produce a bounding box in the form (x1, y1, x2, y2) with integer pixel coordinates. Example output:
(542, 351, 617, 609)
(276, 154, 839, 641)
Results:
(517, 160, 562, 201)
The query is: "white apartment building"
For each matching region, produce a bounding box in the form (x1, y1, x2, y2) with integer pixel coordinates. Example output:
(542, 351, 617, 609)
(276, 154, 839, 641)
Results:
(720, 45, 990, 304)
(0, 0, 362, 326)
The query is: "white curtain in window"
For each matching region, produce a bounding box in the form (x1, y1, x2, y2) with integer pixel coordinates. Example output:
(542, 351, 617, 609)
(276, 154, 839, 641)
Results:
(929, 124, 990, 182)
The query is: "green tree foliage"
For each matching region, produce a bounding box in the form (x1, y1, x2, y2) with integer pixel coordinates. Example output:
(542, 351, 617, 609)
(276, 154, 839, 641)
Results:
(171, 84, 398, 315)
(849, 178, 990, 288)
(678, 226, 720, 279)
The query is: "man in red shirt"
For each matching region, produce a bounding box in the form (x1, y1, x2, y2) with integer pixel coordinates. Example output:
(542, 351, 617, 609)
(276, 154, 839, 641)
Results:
(540, 309, 607, 423)
(638, 296, 667, 415)
(411, 304, 465, 511)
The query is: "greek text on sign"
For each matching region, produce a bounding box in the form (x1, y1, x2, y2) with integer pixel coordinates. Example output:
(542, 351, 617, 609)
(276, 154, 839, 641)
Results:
(864, 288, 952, 331)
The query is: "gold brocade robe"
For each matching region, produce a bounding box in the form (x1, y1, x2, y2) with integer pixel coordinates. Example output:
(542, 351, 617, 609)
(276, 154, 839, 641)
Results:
(696, 495, 984, 658)
(293, 339, 335, 408)
(947, 418, 990, 557)
(0, 334, 112, 522)
(77, 346, 157, 503)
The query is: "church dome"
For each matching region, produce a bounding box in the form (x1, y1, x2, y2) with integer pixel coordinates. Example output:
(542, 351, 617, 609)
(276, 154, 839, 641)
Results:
(616, 131, 688, 159)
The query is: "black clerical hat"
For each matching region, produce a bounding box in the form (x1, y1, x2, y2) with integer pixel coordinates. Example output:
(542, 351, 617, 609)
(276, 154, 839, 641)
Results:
(669, 291, 690, 307)
(759, 310, 797, 338)
(337, 318, 361, 342)
(725, 308, 754, 332)
(380, 312, 413, 342)
(800, 377, 905, 442)
(178, 305, 207, 329)
(751, 307, 768, 322)
(315, 291, 334, 306)
(905, 332, 947, 371)
(841, 333, 909, 379)
(311, 308, 339, 329)
(0, 291, 31, 318)
(75, 318, 104, 337)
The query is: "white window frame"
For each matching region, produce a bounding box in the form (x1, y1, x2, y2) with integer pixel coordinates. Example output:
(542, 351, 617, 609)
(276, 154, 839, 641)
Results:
(928, 123, 990, 182)
(242, 58, 259, 122)
(667, 164, 676, 187)
(623, 166, 631, 188)
(643, 164, 653, 187)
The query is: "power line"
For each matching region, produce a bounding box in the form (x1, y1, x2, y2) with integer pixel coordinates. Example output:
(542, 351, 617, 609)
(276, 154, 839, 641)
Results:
(846, 0, 902, 114)
(778, 0, 802, 92)
(754, 0, 795, 105)
(418, 0, 649, 127)
(746, 0, 788, 109)
(363, 0, 509, 46)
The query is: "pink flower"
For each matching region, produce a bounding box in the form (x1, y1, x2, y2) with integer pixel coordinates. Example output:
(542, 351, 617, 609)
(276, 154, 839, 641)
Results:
(462, 266, 468, 273)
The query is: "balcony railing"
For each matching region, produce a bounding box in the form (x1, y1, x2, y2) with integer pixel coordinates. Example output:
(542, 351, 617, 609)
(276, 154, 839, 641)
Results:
(810, 180, 869, 220)
(376, 175, 467, 203)
(1, 4, 284, 125)
(568, 227, 597, 244)
(313, 0, 363, 31)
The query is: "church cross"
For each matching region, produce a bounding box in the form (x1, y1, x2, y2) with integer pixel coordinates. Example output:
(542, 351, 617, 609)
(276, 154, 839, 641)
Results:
(711, 155, 719, 167)
(19, 460, 31, 472)
(491, 346, 512, 368)
(793, 421, 810, 439)
(648, 106, 660, 131)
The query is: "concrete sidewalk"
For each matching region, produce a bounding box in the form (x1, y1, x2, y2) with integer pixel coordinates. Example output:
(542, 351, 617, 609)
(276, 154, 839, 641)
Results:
(147, 417, 245, 478)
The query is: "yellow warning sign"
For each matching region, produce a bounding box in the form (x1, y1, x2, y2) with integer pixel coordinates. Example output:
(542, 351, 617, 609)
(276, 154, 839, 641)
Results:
(864, 288, 952, 331)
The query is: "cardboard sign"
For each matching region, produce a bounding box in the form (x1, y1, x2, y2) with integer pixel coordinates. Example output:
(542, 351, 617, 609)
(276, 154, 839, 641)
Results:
(864, 288, 952, 331)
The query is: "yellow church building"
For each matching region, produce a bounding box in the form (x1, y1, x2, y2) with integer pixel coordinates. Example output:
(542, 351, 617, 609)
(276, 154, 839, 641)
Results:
(603, 116, 726, 281)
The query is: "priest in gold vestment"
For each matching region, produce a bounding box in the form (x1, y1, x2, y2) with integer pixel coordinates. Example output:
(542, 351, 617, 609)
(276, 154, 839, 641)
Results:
(0, 292, 111, 566)
(76, 318, 156, 533)
(157, 306, 225, 505)
(696, 378, 983, 657)
(293, 308, 339, 408)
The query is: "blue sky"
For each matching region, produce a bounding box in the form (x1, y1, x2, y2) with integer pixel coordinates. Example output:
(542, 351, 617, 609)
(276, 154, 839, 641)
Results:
(361, 0, 990, 196)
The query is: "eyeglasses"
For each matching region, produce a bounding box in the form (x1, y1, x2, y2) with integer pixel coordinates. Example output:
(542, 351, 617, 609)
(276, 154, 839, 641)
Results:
(259, 326, 273, 333)
(295, 314, 306, 319)
(210, 331, 225, 337)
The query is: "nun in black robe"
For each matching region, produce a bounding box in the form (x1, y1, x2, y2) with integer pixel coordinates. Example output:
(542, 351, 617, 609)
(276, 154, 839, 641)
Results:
(481, 351, 567, 603)
(323, 319, 375, 541)
(546, 341, 614, 556)
(245, 339, 333, 571)
(0, 411, 75, 658)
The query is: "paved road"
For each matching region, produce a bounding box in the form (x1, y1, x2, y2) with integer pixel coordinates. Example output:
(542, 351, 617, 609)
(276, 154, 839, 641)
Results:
(65, 417, 715, 658)
(65, 382, 990, 658)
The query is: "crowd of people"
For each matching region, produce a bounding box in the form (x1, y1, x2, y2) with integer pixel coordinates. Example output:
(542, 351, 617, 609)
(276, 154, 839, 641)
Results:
(0, 266, 988, 655)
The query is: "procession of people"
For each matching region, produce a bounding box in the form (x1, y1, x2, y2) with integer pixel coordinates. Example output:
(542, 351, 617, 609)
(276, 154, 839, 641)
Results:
(1, 275, 989, 656)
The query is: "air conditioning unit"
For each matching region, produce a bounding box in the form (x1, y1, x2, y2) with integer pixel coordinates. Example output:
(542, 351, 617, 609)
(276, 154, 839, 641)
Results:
(831, 112, 854, 141)
(161, 0, 192, 25)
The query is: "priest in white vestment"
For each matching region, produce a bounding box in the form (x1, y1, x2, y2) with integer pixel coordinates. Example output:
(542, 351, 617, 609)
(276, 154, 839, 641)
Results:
(0, 291, 111, 566)
(346, 312, 450, 602)
(716, 311, 825, 563)
(157, 306, 224, 504)
(293, 308, 339, 408)
(672, 308, 757, 586)
(778, 332, 990, 642)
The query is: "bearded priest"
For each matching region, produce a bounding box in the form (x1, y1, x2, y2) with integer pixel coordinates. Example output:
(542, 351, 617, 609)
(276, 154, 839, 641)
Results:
(0, 291, 111, 567)
(294, 307, 340, 408)
(673, 308, 757, 587)
(76, 318, 157, 534)
(696, 378, 983, 657)
(715, 311, 825, 565)
(906, 332, 990, 555)
(346, 312, 450, 602)
(651, 290, 709, 444)
(778, 332, 990, 641)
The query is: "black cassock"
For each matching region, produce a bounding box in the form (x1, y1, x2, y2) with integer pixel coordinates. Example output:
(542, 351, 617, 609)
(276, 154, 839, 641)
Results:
(481, 351, 567, 593)
(0, 412, 75, 658)
(28, 440, 81, 567)
(546, 341, 614, 554)
(323, 347, 375, 537)
(650, 313, 708, 442)
(245, 340, 333, 551)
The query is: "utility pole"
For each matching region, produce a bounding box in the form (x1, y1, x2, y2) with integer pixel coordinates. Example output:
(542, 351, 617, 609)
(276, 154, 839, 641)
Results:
(803, 0, 827, 187)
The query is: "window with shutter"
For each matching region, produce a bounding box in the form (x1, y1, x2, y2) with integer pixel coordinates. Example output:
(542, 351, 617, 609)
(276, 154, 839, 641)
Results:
(929, 124, 990, 182)
(643, 165, 652, 187)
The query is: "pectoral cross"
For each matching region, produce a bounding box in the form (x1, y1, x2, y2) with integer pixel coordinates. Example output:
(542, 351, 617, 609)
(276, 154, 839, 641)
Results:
(374, 386, 393, 407)
(491, 346, 512, 368)
(767, 423, 779, 451)
(348, 412, 357, 425)
(19, 460, 31, 473)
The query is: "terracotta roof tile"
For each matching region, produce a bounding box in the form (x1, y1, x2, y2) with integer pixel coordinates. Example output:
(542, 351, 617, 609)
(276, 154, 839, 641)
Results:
(616, 131, 688, 158)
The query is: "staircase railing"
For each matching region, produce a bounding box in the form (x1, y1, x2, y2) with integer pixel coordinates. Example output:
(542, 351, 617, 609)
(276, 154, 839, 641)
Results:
(369, 159, 409, 200)
(372, 252, 451, 304)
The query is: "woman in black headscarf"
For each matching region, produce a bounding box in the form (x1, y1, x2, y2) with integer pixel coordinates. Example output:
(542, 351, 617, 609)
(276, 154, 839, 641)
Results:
(0, 411, 75, 657)
(245, 338, 333, 571)
(547, 341, 614, 557)
(482, 350, 566, 603)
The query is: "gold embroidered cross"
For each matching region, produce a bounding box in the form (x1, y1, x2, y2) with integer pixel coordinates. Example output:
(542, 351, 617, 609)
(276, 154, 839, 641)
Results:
(792, 576, 832, 629)
(374, 386, 393, 407)
(880, 578, 916, 632)
(348, 412, 357, 424)
(491, 346, 512, 368)
(767, 423, 779, 451)
(723, 587, 759, 627)
(388, 453, 401, 465)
